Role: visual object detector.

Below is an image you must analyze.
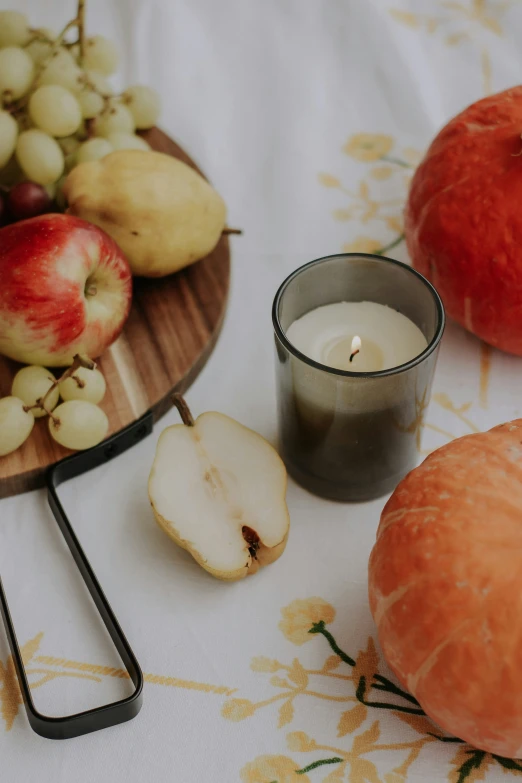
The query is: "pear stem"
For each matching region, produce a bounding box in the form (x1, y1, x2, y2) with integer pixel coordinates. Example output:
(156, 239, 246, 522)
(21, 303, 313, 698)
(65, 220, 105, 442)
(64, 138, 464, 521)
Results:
(222, 227, 242, 236)
(172, 394, 194, 427)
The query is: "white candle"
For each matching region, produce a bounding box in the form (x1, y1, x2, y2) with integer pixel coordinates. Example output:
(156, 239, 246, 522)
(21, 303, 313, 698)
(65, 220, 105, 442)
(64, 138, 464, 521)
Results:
(286, 301, 428, 372)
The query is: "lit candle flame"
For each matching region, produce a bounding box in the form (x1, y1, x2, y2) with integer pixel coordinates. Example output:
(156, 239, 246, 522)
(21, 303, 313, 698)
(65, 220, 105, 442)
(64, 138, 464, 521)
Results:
(349, 335, 361, 363)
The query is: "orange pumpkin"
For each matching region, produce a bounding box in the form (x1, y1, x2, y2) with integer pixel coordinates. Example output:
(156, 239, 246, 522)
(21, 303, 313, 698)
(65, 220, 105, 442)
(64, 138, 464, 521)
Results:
(405, 86, 522, 355)
(368, 419, 522, 756)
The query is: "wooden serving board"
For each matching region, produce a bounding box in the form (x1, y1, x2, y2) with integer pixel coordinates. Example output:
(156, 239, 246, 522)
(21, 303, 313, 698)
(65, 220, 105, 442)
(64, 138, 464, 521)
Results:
(0, 128, 231, 499)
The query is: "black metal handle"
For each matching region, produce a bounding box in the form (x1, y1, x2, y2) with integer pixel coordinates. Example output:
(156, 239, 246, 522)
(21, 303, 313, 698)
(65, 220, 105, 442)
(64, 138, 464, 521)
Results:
(0, 410, 154, 740)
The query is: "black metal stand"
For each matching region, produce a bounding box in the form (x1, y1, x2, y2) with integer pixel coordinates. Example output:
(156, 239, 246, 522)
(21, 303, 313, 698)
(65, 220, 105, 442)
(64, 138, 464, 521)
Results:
(0, 410, 154, 740)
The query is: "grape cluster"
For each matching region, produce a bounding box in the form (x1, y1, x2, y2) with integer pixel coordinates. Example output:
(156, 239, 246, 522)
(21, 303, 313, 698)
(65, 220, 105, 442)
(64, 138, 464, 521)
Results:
(0, 358, 109, 456)
(0, 8, 161, 224)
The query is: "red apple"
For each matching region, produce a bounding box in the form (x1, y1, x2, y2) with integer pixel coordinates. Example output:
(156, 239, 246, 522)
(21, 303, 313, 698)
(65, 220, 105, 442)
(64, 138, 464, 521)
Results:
(0, 213, 132, 366)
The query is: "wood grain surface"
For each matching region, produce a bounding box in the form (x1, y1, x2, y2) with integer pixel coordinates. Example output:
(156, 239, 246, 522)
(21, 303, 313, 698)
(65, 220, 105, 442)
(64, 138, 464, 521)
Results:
(0, 128, 231, 498)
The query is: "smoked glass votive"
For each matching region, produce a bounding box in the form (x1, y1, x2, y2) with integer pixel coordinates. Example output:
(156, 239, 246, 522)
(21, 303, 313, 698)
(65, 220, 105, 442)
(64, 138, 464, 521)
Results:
(272, 253, 445, 502)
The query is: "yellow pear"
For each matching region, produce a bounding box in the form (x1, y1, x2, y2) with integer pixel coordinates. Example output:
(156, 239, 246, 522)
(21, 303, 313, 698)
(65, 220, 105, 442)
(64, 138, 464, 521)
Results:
(63, 149, 227, 277)
(148, 397, 290, 581)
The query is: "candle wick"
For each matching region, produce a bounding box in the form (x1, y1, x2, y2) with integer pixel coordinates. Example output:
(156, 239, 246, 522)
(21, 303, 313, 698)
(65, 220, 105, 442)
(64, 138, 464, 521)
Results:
(349, 335, 361, 363)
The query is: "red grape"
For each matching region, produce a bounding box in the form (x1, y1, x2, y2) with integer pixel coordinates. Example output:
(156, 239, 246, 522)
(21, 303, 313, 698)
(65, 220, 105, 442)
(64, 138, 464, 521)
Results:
(8, 182, 51, 221)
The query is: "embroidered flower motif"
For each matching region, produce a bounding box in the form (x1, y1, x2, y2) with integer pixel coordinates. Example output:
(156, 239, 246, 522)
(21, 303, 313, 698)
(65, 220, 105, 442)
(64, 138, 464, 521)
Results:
(221, 698, 256, 721)
(448, 747, 493, 783)
(279, 597, 335, 645)
(370, 166, 394, 180)
(318, 172, 342, 188)
(352, 637, 379, 699)
(342, 237, 382, 254)
(250, 656, 281, 673)
(240, 755, 311, 783)
(386, 216, 403, 233)
(343, 134, 393, 162)
(286, 731, 317, 752)
(403, 147, 423, 167)
(384, 772, 407, 783)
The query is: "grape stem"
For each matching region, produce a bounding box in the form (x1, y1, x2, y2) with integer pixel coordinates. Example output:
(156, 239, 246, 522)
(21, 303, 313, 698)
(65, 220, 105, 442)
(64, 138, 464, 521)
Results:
(77, 0, 86, 63)
(85, 118, 96, 138)
(5, 18, 78, 115)
(34, 18, 79, 74)
(23, 353, 96, 423)
(5, 1, 87, 115)
(72, 374, 86, 389)
(8, 3, 117, 123)
(37, 398, 61, 426)
(83, 73, 112, 104)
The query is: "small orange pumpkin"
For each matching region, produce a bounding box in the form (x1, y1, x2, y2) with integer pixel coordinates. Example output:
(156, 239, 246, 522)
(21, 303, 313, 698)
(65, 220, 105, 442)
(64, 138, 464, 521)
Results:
(368, 419, 522, 756)
(405, 86, 522, 355)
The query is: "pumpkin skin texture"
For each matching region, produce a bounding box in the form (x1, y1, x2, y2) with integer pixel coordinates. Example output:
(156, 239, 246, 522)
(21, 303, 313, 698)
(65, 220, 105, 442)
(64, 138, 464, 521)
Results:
(405, 86, 522, 356)
(368, 419, 522, 756)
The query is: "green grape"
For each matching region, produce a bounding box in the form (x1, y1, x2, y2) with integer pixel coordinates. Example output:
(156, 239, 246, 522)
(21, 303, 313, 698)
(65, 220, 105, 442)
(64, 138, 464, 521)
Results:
(95, 102, 135, 137)
(39, 49, 83, 93)
(29, 85, 82, 138)
(49, 400, 109, 450)
(74, 120, 89, 142)
(25, 28, 55, 64)
(0, 111, 18, 168)
(0, 11, 30, 48)
(11, 366, 59, 418)
(16, 129, 64, 185)
(78, 88, 104, 119)
(59, 367, 106, 404)
(59, 135, 80, 172)
(0, 397, 34, 456)
(76, 137, 113, 164)
(0, 47, 34, 100)
(58, 135, 80, 156)
(26, 38, 52, 64)
(123, 85, 161, 129)
(83, 35, 118, 76)
(44, 181, 57, 199)
(105, 132, 150, 151)
(84, 69, 113, 96)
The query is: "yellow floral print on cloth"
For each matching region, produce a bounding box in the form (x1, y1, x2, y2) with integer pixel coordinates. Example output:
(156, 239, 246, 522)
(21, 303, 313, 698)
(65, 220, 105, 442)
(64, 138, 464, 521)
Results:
(225, 598, 522, 783)
(0, 632, 236, 733)
(342, 135, 394, 163)
(241, 755, 311, 783)
(422, 392, 482, 455)
(341, 237, 383, 255)
(279, 598, 337, 646)
(0, 633, 108, 732)
(318, 135, 418, 257)
(390, 0, 517, 95)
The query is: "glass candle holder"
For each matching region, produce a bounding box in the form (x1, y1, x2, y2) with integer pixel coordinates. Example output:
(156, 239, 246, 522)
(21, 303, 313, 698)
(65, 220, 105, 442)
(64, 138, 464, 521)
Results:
(272, 253, 445, 502)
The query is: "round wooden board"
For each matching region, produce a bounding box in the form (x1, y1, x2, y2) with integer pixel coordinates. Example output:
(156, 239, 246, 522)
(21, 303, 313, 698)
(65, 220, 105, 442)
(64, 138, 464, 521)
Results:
(0, 128, 231, 499)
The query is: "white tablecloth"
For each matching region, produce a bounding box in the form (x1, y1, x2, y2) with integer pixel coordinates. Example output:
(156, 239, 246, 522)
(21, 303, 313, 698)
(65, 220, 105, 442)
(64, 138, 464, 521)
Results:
(3, 1, 522, 781)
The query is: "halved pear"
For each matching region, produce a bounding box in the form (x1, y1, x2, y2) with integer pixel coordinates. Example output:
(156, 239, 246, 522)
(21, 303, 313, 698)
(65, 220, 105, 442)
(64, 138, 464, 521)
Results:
(148, 403, 290, 581)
